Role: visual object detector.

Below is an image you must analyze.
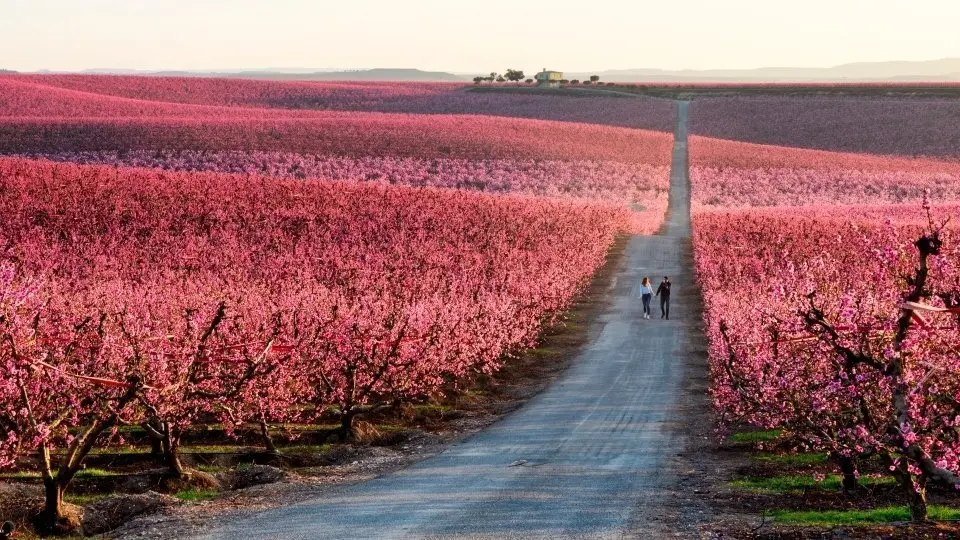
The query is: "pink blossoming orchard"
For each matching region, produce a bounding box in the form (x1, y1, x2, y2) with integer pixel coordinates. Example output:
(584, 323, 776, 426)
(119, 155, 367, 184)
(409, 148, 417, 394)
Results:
(690, 129, 960, 521)
(3, 73, 960, 535)
(0, 75, 671, 534)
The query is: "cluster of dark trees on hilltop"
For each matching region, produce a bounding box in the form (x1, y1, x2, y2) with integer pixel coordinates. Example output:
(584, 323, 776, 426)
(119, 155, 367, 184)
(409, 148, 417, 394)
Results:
(473, 70, 528, 84)
(472, 70, 603, 85)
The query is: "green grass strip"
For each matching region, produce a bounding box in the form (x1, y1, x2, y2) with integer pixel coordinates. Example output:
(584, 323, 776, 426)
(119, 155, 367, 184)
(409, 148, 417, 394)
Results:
(774, 505, 960, 525)
(728, 430, 782, 444)
(174, 489, 219, 502)
(729, 474, 895, 493)
(0, 467, 121, 479)
(64, 493, 112, 506)
(752, 452, 829, 466)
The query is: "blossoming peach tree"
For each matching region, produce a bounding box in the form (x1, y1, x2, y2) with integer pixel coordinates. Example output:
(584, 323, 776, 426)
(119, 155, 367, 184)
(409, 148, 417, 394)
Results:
(701, 204, 960, 521)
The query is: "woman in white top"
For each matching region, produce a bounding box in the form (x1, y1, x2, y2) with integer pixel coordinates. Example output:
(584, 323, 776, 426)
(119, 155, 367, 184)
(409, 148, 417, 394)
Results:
(639, 277, 654, 319)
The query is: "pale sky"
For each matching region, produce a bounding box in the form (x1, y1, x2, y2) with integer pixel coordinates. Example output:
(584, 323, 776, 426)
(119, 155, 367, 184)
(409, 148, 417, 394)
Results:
(2, 0, 959, 73)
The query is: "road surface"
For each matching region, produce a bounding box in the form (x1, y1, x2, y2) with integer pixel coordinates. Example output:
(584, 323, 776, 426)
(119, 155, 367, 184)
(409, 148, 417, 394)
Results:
(200, 102, 699, 539)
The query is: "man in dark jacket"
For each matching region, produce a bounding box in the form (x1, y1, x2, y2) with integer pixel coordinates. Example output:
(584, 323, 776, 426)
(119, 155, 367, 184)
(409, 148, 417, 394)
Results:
(656, 276, 672, 319)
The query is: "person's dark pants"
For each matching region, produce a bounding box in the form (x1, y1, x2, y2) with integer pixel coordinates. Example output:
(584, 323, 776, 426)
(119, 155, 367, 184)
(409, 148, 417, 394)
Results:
(660, 294, 670, 319)
(641, 293, 652, 316)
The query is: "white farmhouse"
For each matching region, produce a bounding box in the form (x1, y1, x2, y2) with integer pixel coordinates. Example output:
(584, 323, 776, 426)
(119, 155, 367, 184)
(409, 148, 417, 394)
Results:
(534, 69, 563, 88)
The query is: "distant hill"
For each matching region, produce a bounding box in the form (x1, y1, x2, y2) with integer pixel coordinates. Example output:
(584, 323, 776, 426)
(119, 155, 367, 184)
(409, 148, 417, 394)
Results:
(67, 67, 466, 82)
(0, 69, 16, 74)
(77, 67, 341, 75)
(23, 59, 960, 83)
(567, 58, 960, 83)
(230, 68, 466, 82)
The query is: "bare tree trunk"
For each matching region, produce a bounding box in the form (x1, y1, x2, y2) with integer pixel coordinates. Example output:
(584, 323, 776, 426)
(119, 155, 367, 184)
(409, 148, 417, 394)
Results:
(150, 436, 163, 458)
(259, 419, 278, 454)
(837, 455, 859, 494)
(908, 476, 929, 522)
(145, 420, 187, 479)
(164, 435, 186, 478)
(31, 382, 141, 535)
(34, 476, 67, 536)
(887, 453, 930, 522)
(339, 412, 355, 440)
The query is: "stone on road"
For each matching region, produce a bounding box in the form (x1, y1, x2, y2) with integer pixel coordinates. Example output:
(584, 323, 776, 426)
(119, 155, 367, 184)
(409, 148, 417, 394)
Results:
(199, 102, 698, 539)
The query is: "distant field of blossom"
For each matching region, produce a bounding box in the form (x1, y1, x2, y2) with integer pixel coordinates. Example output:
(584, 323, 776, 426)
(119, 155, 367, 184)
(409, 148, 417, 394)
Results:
(690, 95, 960, 158)
(0, 75, 676, 131)
(28, 151, 668, 232)
(690, 136, 960, 208)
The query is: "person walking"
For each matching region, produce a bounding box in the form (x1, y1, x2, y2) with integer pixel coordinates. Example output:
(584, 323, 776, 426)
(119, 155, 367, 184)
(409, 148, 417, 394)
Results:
(656, 276, 672, 319)
(639, 277, 654, 319)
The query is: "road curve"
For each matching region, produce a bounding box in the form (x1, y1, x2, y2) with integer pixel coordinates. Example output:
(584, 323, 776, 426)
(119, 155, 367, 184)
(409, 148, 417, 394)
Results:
(199, 102, 697, 539)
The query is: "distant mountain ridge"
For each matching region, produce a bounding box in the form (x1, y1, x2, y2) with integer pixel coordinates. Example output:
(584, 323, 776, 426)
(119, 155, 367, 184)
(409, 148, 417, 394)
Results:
(230, 68, 465, 82)
(568, 58, 960, 82)
(42, 67, 468, 82)
(16, 58, 960, 82)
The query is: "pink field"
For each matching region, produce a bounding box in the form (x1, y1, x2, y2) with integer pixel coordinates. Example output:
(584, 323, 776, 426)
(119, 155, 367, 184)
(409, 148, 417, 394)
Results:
(690, 96, 960, 158)
(0, 113, 673, 164)
(0, 156, 634, 469)
(0, 74, 676, 130)
(0, 74, 674, 224)
(690, 136, 960, 208)
(26, 151, 668, 233)
(4, 74, 460, 108)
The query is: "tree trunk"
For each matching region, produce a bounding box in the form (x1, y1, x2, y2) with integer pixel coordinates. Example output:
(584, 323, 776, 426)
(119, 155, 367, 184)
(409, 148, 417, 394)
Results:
(339, 411, 356, 440)
(144, 419, 165, 461)
(908, 476, 929, 522)
(150, 436, 163, 458)
(260, 419, 278, 454)
(837, 455, 859, 494)
(34, 477, 67, 536)
(163, 434, 186, 478)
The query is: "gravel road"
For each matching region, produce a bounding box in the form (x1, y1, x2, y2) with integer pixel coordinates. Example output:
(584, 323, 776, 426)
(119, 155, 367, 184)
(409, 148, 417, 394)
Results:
(198, 102, 700, 539)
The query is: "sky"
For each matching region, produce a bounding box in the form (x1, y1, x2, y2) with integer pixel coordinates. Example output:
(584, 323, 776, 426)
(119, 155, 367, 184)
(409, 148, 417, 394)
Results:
(2, 0, 960, 73)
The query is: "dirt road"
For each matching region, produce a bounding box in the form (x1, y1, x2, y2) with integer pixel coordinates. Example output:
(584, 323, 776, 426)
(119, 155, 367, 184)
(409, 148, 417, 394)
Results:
(198, 102, 703, 539)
